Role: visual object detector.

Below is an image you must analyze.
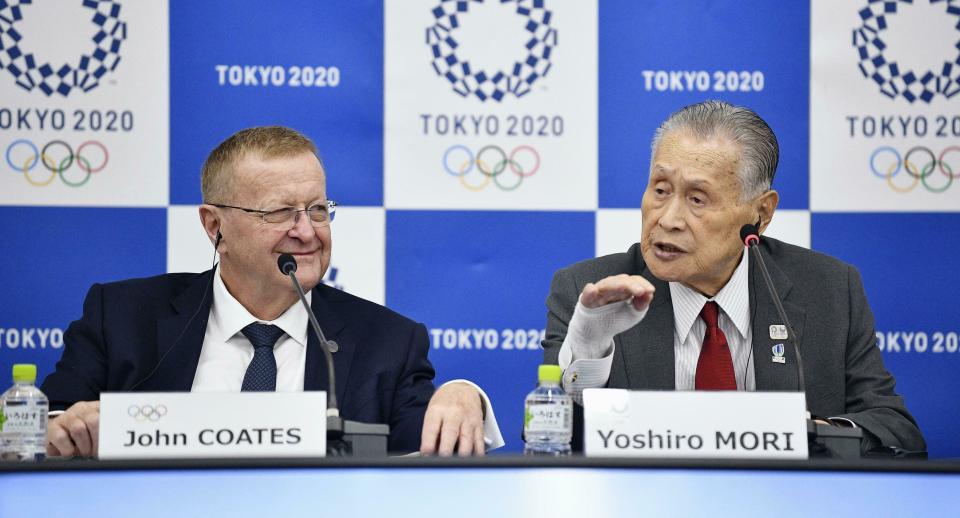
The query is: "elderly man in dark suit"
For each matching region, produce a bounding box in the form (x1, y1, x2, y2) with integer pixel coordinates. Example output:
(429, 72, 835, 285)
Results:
(542, 100, 924, 453)
(42, 126, 502, 457)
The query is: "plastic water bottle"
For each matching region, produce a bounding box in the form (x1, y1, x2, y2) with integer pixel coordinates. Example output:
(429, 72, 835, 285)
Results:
(0, 364, 48, 462)
(523, 364, 572, 455)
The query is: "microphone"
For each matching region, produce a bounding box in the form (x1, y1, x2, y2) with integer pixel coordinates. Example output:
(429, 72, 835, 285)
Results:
(278, 253, 339, 415)
(277, 253, 389, 456)
(739, 224, 805, 394)
(739, 224, 760, 247)
(277, 253, 295, 275)
(740, 225, 866, 458)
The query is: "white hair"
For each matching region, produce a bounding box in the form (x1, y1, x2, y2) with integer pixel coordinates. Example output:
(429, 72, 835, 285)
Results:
(651, 100, 779, 200)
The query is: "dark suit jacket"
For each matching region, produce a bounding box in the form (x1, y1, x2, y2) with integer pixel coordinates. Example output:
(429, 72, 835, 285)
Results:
(542, 238, 925, 452)
(40, 269, 435, 453)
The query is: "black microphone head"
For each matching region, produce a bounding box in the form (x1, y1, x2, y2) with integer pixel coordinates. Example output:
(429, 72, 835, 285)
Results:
(277, 253, 298, 275)
(740, 223, 761, 246)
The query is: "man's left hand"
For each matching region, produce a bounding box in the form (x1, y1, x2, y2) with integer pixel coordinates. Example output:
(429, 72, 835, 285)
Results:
(420, 382, 486, 457)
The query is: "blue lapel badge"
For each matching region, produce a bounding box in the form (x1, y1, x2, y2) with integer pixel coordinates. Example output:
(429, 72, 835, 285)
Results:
(771, 343, 786, 364)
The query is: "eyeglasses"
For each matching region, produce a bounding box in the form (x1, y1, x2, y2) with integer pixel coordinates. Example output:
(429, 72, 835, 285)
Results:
(209, 200, 337, 228)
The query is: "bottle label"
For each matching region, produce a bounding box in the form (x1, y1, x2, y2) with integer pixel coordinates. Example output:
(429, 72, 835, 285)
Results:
(524, 404, 571, 433)
(0, 405, 44, 434)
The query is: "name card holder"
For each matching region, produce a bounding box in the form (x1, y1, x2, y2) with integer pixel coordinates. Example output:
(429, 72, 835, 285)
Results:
(583, 389, 808, 459)
(99, 392, 327, 459)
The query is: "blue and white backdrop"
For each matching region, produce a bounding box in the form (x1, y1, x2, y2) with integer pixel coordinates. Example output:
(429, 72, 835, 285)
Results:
(1, 0, 958, 456)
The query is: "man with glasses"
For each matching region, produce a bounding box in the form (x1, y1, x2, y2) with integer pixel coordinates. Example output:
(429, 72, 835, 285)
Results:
(41, 126, 503, 457)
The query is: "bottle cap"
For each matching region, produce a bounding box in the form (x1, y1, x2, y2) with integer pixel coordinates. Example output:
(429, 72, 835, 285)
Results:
(537, 364, 562, 383)
(12, 364, 37, 383)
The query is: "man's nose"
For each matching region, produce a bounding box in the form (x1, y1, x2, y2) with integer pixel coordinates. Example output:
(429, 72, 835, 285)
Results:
(658, 197, 686, 231)
(288, 210, 315, 238)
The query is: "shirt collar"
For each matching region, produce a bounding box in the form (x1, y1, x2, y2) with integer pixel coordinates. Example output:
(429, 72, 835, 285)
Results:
(668, 248, 751, 342)
(209, 263, 310, 347)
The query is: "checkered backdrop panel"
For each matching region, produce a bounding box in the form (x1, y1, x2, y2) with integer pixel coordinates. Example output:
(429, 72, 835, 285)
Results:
(0, 0, 957, 456)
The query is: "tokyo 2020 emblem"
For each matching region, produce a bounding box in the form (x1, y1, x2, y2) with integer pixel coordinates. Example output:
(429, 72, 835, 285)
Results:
(0, 0, 127, 97)
(852, 0, 960, 104)
(426, 0, 558, 102)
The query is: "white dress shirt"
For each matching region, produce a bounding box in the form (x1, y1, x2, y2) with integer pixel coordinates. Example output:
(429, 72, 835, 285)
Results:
(192, 265, 308, 391)
(192, 265, 504, 448)
(559, 250, 755, 395)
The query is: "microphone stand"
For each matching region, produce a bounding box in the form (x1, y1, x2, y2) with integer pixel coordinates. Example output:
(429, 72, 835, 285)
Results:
(744, 237, 805, 393)
(742, 229, 862, 459)
(280, 255, 390, 456)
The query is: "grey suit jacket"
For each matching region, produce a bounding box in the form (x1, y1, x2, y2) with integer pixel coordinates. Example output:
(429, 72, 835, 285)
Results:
(542, 237, 925, 452)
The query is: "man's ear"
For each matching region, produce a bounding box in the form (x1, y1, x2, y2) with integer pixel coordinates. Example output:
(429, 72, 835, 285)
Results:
(198, 205, 222, 249)
(755, 190, 779, 234)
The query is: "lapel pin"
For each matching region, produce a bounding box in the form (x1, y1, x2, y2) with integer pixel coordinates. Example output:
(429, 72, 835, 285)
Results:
(771, 343, 786, 364)
(769, 324, 788, 340)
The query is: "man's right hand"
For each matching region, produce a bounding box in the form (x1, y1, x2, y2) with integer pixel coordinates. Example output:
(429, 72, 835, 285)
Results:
(562, 274, 656, 363)
(47, 401, 100, 458)
(580, 274, 655, 311)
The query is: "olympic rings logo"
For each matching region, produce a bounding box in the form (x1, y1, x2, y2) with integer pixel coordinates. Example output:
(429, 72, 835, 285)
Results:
(442, 145, 541, 191)
(869, 146, 959, 193)
(4, 139, 109, 187)
(127, 404, 168, 422)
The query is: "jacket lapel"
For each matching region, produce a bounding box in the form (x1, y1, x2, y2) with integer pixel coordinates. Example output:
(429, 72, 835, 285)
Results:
(749, 246, 807, 392)
(616, 261, 676, 390)
(304, 285, 352, 406)
(146, 270, 215, 392)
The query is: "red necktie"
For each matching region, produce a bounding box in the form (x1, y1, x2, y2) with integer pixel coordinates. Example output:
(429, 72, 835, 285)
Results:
(695, 301, 737, 390)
